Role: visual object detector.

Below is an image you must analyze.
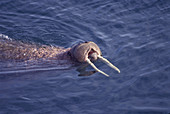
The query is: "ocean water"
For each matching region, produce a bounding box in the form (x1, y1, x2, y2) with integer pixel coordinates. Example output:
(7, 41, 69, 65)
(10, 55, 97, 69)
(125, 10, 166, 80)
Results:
(0, 0, 170, 114)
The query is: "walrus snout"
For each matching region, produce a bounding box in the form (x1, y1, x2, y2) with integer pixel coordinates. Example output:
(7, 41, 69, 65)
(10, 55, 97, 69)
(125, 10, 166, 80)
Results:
(88, 52, 98, 61)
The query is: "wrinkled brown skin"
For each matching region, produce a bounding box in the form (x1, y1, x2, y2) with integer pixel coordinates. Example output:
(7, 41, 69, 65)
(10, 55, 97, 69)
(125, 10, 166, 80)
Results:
(0, 38, 101, 63)
(69, 41, 102, 62)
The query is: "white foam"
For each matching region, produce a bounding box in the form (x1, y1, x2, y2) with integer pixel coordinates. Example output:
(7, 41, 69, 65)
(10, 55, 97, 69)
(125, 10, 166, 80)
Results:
(0, 34, 12, 40)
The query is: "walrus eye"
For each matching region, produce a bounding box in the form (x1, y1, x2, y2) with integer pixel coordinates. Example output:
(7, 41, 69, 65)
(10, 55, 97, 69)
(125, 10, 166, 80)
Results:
(68, 51, 71, 56)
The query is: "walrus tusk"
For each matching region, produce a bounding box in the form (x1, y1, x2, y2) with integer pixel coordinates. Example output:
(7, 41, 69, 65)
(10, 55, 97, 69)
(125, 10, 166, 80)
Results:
(86, 58, 109, 77)
(97, 55, 120, 73)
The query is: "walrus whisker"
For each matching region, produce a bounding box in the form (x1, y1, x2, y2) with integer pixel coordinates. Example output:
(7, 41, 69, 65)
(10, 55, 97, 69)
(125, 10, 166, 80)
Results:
(86, 58, 109, 77)
(97, 55, 120, 73)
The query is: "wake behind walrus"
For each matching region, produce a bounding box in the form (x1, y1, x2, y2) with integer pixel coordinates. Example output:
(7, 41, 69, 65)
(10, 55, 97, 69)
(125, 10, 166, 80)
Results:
(0, 34, 120, 77)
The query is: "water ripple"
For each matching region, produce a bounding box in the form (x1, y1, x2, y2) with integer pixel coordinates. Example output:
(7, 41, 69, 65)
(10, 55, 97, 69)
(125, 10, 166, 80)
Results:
(0, 0, 170, 113)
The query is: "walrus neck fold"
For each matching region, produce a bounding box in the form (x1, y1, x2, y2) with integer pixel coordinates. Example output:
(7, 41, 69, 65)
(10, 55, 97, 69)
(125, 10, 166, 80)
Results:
(54, 48, 72, 61)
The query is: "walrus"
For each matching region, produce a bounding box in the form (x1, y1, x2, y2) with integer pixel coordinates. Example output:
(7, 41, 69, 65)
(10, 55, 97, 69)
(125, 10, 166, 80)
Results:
(0, 34, 120, 77)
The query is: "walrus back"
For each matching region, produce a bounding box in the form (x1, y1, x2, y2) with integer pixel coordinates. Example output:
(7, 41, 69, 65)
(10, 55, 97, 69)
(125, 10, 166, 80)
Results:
(0, 34, 66, 61)
(0, 35, 38, 61)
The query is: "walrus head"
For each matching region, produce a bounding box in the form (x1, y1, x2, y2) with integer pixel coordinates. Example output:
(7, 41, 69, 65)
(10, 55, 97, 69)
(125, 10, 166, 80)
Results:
(69, 41, 120, 77)
(69, 41, 101, 62)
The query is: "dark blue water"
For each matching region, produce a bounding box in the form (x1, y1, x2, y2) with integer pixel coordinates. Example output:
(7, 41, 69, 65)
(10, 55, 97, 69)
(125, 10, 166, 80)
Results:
(0, 0, 170, 113)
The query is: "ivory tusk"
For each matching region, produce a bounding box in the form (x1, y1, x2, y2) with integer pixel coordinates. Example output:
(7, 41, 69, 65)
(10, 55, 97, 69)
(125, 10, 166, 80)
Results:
(86, 58, 109, 77)
(97, 55, 120, 73)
